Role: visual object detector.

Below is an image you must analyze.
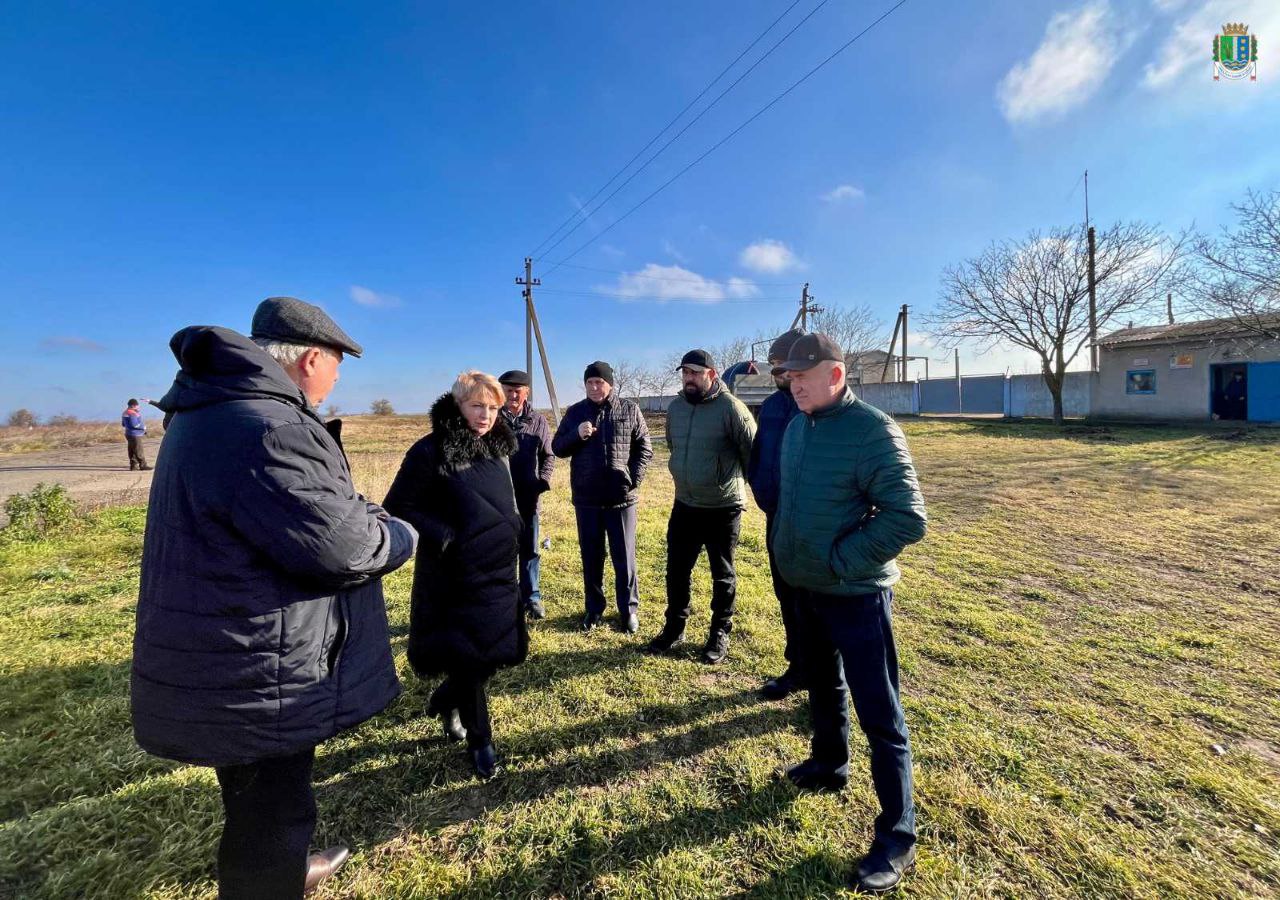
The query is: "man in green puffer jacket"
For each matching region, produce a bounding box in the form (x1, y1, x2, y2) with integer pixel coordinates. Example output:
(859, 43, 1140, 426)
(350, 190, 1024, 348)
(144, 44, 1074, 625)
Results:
(771, 332, 927, 895)
(646, 349, 756, 664)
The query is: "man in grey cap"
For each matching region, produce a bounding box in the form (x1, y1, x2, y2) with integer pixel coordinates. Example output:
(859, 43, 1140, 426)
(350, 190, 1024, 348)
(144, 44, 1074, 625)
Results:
(132, 296, 417, 899)
(771, 332, 927, 893)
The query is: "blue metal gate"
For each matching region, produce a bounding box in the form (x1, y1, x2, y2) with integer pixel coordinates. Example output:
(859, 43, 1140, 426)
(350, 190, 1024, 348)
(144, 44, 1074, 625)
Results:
(919, 378, 960, 413)
(1248, 361, 1280, 422)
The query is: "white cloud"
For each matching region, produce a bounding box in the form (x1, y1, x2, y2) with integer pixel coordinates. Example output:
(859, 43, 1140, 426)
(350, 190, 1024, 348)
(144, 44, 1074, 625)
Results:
(822, 184, 865, 204)
(599, 264, 759, 303)
(996, 2, 1118, 124)
(349, 285, 402, 308)
(739, 239, 799, 274)
(1144, 1, 1278, 89)
(41, 336, 106, 352)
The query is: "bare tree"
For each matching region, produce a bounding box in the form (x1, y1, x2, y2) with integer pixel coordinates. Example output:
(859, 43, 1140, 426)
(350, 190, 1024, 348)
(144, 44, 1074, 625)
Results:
(1190, 189, 1280, 340)
(808, 303, 886, 366)
(370, 398, 395, 416)
(7, 409, 37, 428)
(611, 359, 645, 397)
(927, 222, 1188, 424)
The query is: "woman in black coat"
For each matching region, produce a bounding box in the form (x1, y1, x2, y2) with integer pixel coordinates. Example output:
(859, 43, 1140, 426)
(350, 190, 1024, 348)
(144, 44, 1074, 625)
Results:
(384, 370, 527, 778)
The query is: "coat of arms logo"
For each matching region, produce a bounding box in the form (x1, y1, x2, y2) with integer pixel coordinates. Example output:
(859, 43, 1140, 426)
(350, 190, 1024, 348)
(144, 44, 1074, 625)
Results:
(1213, 23, 1258, 81)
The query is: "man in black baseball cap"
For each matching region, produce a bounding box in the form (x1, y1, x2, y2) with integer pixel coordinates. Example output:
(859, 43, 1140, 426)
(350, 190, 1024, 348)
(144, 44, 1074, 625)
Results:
(770, 331, 928, 893)
(498, 369, 555, 619)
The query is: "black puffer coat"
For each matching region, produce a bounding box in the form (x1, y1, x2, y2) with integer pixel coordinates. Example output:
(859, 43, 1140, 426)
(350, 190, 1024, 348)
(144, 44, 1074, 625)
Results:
(551, 393, 653, 508)
(384, 393, 528, 676)
(132, 326, 416, 767)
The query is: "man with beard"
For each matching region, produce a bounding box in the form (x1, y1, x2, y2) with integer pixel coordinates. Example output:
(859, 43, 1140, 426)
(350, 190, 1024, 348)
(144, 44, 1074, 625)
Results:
(746, 329, 806, 699)
(497, 370, 555, 619)
(647, 349, 756, 664)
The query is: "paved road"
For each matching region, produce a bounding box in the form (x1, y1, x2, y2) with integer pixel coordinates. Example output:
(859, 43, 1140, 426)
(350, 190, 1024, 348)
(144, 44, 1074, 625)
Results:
(0, 436, 163, 523)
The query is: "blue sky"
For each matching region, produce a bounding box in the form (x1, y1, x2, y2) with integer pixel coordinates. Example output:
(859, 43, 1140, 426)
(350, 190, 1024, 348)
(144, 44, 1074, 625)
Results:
(2, 0, 1278, 418)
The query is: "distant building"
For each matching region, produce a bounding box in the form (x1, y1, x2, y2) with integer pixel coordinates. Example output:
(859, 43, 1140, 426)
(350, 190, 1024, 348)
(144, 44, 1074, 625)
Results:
(1095, 314, 1280, 422)
(848, 349, 891, 385)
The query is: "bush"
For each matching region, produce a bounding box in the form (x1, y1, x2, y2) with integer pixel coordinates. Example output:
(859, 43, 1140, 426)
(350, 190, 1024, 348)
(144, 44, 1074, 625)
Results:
(370, 399, 395, 416)
(2, 483, 79, 543)
(47, 413, 79, 426)
(7, 408, 38, 427)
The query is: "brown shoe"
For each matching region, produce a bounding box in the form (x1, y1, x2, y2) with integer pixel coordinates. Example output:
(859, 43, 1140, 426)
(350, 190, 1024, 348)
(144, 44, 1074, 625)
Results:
(304, 846, 350, 895)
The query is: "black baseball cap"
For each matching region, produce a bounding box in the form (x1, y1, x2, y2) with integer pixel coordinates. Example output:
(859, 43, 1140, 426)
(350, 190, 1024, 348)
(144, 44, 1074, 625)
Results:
(770, 332, 843, 375)
(676, 349, 714, 372)
(498, 369, 531, 387)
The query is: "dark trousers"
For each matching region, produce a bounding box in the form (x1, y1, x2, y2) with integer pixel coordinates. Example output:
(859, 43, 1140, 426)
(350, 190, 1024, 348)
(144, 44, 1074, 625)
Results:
(765, 514, 804, 679)
(126, 435, 147, 469)
(574, 503, 639, 617)
(795, 588, 915, 852)
(214, 747, 317, 900)
(664, 501, 741, 633)
(517, 502, 542, 606)
(432, 670, 494, 750)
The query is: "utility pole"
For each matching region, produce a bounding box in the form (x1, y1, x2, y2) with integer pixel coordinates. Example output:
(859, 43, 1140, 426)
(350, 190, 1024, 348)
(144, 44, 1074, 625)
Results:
(1084, 170, 1098, 373)
(881, 307, 902, 383)
(899, 304, 909, 383)
(1167, 292, 1174, 325)
(955, 348, 962, 413)
(515, 257, 562, 426)
(790, 283, 820, 331)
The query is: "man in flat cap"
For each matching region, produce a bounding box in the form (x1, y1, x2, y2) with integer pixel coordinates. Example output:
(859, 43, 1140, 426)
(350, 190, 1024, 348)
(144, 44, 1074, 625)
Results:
(552, 361, 652, 633)
(132, 296, 418, 899)
(771, 332, 927, 893)
(498, 369, 555, 619)
(746, 329, 806, 698)
(647, 349, 756, 664)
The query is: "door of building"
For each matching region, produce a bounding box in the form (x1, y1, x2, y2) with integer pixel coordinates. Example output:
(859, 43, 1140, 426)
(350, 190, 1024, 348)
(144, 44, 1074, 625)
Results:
(1247, 361, 1280, 422)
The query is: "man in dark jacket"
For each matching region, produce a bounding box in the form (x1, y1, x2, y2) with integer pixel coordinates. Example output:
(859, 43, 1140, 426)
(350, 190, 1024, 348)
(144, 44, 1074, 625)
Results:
(132, 297, 418, 900)
(552, 361, 653, 633)
(771, 333, 927, 894)
(498, 369, 555, 619)
(647, 349, 756, 663)
(745, 329, 805, 697)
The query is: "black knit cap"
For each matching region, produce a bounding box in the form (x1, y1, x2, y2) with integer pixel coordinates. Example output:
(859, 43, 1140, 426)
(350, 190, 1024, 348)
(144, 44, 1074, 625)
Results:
(767, 329, 805, 363)
(770, 332, 844, 375)
(583, 360, 615, 386)
(498, 369, 531, 387)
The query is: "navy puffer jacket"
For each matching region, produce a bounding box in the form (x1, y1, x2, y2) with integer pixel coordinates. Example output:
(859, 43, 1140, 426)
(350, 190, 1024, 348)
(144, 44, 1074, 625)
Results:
(746, 386, 800, 518)
(131, 326, 416, 767)
(551, 393, 653, 508)
(384, 393, 528, 676)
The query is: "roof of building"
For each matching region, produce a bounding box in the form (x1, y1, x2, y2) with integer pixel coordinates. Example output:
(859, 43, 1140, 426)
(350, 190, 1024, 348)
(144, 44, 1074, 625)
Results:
(1098, 312, 1280, 347)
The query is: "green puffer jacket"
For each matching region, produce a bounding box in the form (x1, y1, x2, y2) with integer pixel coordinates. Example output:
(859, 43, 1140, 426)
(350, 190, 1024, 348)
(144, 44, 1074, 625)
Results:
(666, 379, 757, 509)
(772, 388, 926, 594)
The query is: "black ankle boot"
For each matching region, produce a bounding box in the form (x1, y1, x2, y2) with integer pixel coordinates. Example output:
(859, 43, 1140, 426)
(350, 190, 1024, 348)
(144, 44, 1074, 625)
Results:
(470, 743, 499, 779)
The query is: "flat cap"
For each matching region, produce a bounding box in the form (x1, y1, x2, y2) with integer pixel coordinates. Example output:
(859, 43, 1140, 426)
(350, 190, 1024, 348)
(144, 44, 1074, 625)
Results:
(251, 296, 363, 358)
(771, 332, 843, 375)
(498, 369, 531, 386)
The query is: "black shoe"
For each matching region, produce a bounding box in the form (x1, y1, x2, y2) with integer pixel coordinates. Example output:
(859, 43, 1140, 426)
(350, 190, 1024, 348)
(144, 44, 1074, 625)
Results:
(526, 600, 546, 620)
(785, 758, 848, 793)
(701, 630, 729, 665)
(760, 669, 802, 700)
(303, 845, 350, 894)
(581, 612, 604, 632)
(470, 743, 499, 780)
(139, 465, 151, 471)
(855, 843, 916, 893)
(621, 613, 639, 634)
(645, 625, 685, 653)
(426, 695, 467, 743)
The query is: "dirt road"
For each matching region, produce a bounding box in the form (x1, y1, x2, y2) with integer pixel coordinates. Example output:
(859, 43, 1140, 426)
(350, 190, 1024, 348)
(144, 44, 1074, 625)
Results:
(0, 437, 163, 523)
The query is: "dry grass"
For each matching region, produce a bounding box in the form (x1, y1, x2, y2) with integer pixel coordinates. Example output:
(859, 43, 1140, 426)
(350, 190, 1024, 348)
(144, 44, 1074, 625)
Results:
(0, 420, 164, 457)
(1, 417, 1278, 898)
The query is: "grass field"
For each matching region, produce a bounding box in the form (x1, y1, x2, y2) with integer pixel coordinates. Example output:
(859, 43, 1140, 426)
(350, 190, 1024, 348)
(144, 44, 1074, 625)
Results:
(1, 417, 1278, 898)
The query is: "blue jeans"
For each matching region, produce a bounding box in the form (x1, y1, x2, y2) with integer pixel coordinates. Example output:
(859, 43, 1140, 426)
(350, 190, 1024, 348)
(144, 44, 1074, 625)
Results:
(518, 505, 541, 606)
(795, 587, 915, 852)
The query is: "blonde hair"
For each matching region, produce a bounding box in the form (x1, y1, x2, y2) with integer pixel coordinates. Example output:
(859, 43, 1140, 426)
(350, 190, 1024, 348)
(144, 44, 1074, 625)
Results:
(451, 370, 504, 408)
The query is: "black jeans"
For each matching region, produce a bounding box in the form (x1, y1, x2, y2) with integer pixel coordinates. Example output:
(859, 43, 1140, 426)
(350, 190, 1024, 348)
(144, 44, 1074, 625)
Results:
(795, 587, 915, 853)
(432, 669, 495, 750)
(664, 501, 742, 633)
(574, 504, 639, 617)
(214, 747, 317, 900)
(765, 514, 805, 680)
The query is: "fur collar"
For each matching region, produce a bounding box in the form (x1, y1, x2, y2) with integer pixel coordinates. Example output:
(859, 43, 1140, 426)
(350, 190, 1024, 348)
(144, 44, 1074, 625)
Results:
(430, 392, 518, 469)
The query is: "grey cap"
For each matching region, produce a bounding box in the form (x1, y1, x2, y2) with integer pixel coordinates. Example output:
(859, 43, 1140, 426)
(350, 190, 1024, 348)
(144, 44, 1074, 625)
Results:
(250, 296, 364, 358)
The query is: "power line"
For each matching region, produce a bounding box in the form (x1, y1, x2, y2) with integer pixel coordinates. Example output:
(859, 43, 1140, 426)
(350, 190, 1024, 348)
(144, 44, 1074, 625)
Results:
(529, 0, 807, 258)
(540, 260, 802, 286)
(543, 0, 911, 275)
(537, 288, 794, 303)
(534, 0, 834, 263)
